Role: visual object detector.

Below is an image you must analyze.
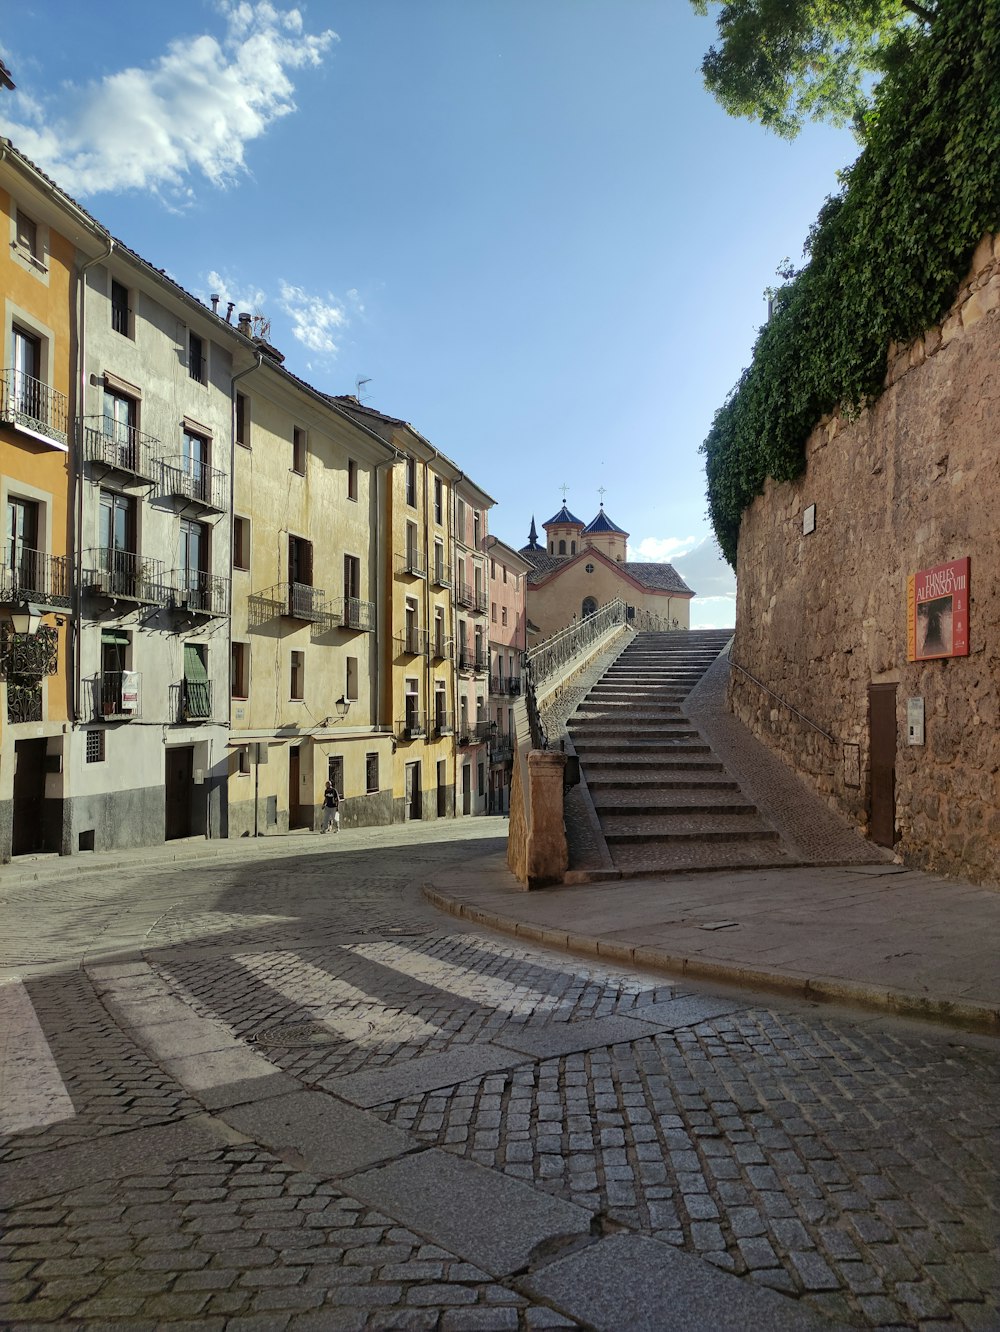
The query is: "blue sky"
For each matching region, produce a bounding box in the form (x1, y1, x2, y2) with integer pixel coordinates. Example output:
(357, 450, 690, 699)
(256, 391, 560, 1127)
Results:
(1, 1, 859, 627)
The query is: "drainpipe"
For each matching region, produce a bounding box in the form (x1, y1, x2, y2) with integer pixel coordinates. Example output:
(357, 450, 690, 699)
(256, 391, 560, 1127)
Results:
(229, 352, 262, 836)
(373, 452, 398, 729)
(73, 232, 114, 729)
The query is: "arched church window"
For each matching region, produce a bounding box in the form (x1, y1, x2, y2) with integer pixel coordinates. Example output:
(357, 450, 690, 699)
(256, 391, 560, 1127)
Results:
(559, 540, 566, 555)
(571, 541, 576, 554)
(582, 597, 598, 618)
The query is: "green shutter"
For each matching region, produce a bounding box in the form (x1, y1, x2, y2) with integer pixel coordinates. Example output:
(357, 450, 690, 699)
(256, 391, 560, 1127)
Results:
(183, 643, 210, 718)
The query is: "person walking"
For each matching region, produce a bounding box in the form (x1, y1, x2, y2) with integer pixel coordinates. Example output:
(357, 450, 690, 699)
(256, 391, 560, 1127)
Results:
(321, 780, 342, 833)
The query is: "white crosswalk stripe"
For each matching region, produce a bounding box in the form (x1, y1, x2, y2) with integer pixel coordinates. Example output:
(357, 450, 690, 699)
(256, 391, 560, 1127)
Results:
(233, 951, 442, 1045)
(0, 979, 75, 1134)
(344, 939, 573, 1018)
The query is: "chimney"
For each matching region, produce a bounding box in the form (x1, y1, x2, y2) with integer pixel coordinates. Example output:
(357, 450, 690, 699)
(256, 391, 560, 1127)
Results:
(238, 311, 253, 337)
(225, 301, 235, 324)
(210, 294, 220, 315)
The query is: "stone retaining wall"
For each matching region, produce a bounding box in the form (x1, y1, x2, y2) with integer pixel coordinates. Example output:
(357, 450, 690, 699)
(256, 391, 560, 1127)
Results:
(730, 234, 1000, 886)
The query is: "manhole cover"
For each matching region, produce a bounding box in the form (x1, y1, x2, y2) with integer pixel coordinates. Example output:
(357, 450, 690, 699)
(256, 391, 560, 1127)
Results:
(250, 1022, 343, 1048)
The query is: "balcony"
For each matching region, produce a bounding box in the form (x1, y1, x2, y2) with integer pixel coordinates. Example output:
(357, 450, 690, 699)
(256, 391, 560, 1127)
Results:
(395, 627, 425, 658)
(432, 561, 452, 589)
(167, 570, 230, 618)
(90, 670, 141, 721)
(84, 550, 167, 606)
(491, 731, 514, 761)
(161, 457, 227, 513)
(270, 580, 327, 622)
(489, 675, 522, 697)
(397, 551, 426, 579)
(0, 370, 68, 449)
(397, 713, 425, 741)
(0, 549, 71, 608)
(458, 649, 488, 674)
(473, 589, 489, 615)
(434, 711, 454, 737)
(80, 416, 160, 482)
(170, 679, 212, 723)
(430, 635, 453, 661)
(342, 597, 376, 633)
(456, 581, 475, 609)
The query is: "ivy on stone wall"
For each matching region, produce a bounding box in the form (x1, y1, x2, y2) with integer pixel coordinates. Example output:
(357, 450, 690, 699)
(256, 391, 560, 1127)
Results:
(703, 0, 1000, 567)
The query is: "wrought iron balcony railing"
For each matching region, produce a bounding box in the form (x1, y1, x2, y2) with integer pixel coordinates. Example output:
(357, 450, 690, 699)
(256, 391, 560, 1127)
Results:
(491, 731, 514, 760)
(473, 589, 488, 614)
(1, 369, 68, 446)
(0, 550, 71, 607)
(432, 561, 452, 588)
(342, 597, 376, 632)
(80, 416, 160, 481)
(168, 570, 231, 618)
(397, 551, 426, 579)
(170, 679, 212, 722)
(90, 670, 141, 720)
(395, 628, 425, 657)
(7, 681, 42, 723)
(456, 581, 475, 608)
(0, 624, 59, 679)
(397, 713, 425, 740)
(431, 635, 453, 661)
(83, 550, 167, 605)
(458, 649, 488, 674)
(161, 457, 227, 512)
(434, 711, 453, 736)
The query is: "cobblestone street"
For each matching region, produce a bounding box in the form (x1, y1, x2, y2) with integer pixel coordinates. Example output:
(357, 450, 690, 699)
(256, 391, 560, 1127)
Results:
(1, 820, 998, 1329)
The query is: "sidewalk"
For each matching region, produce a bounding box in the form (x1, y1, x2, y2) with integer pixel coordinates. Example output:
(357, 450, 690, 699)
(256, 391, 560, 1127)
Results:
(424, 854, 1000, 1034)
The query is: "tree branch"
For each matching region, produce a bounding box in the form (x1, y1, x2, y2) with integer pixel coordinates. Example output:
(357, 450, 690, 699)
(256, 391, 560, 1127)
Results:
(900, 0, 936, 23)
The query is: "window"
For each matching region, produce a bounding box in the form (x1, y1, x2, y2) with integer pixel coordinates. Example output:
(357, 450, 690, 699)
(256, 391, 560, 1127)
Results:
(571, 541, 577, 554)
(7, 496, 39, 580)
(288, 534, 312, 588)
(434, 606, 445, 656)
(434, 477, 443, 524)
(435, 682, 447, 726)
(292, 426, 306, 473)
(110, 280, 131, 336)
(183, 642, 211, 719)
(346, 656, 359, 701)
(11, 324, 43, 418)
(559, 540, 566, 555)
(182, 428, 211, 501)
(290, 650, 305, 700)
(491, 602, 497, 623)
(188, 331, 206, 383)
(456, 499, 466, 538)
(473, 511, 481, 549)
(102, 387, 138, 468)
(366, 752, 379, 793)
(237, 746, 251, 776)
(179, 517, 209, 605)
(434, 539, 446, 582)
(231, 642, 249, 699)
(503, 566, 507, 584)
(344, 553, 361, 600)
(585, 563, 595, 573)
(478, 762, 485, 798)
(15, 210, 39, 260)
(501, 606, 508, 627)
(98, 490, 138, 595)
(236, 392, 250, 448)
(406, 520, 418, 568)
(405, 598, 419, 653)
(404, 679, 419, 728)
(582, 597, 598, 617)
(405, 456, 416, 506)
(348, 458, 358, 501)
(86, 730, 106, 764)
(490, 559, 496, 579)
(233, 516, 250, 571)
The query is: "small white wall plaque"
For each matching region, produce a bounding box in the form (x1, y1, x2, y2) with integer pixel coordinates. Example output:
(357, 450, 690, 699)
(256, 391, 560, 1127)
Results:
(907, 697, 925, 746)
(803, 504, 817, 535)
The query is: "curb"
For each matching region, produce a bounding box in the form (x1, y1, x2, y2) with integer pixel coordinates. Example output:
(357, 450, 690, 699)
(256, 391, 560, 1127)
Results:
(422, 884, 1000, 1037)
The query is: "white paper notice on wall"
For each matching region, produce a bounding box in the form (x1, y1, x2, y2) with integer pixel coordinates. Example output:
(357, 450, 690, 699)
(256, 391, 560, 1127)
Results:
(907, 697, 925, 746)
(803, 504, 816, 535)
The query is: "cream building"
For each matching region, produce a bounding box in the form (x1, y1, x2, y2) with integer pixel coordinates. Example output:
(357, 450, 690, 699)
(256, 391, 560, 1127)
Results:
(519, 501, 694, 641)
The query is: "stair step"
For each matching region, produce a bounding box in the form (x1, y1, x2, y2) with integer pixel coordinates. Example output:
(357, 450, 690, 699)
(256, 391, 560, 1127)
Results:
(582, 758, 726, 772)
(610, 843, 795, 875)
(574, 741, 712, 754)
(592, 794, 756, 814)
(604, 825, 780, 844)
(587, 776, 740, 790)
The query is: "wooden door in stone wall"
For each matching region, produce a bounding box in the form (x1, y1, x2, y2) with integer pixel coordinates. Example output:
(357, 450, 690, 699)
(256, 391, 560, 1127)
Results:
(868, 684, 897, 847)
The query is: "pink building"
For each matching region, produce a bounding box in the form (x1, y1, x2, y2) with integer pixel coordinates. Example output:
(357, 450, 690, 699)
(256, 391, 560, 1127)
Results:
(484, 537, 530, 814)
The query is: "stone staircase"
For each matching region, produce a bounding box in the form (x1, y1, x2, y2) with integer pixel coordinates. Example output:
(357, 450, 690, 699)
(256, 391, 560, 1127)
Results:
(568, 631, 795, 876)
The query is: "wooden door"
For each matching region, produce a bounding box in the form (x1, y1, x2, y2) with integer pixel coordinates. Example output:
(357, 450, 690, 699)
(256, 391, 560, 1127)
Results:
(12, 738, 47, 855)
(288, 745, 302, 828)
(868, 684, 897, 847)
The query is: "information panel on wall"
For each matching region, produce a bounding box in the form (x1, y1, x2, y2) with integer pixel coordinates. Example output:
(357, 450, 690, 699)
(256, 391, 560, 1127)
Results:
(907, 557, 970, 661)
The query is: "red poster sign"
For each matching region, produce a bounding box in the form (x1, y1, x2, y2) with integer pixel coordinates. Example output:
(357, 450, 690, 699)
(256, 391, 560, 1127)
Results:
(908, 557, 970, 661)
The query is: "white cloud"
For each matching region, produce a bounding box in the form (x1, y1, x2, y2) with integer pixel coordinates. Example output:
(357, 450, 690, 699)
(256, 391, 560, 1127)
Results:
(689, 596, 737, 631)
(3, 3, 336, 199)
(628, 535, 699, 563)
(203, 270, 268, 319)
(278, 281, 348, 356)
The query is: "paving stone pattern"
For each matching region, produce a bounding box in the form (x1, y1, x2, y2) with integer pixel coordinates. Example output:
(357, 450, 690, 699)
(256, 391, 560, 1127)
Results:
(1, 820, 997, 1329)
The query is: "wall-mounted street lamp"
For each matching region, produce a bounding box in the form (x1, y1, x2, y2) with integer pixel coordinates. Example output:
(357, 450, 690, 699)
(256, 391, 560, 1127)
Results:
(7, 607, 43, 636)
(336, 695, 351, 720)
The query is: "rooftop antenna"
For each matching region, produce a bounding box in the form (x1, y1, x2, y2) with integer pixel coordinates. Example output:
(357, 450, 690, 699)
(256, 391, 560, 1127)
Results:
(355, 375, 372, 403)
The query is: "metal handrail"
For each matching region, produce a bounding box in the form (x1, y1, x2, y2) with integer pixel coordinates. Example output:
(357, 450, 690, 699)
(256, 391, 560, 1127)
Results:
(526, 597, 628, 687)
(80, 416, 160, 479)
(729, 656, 837, 745)
(0, 550, 71, 607)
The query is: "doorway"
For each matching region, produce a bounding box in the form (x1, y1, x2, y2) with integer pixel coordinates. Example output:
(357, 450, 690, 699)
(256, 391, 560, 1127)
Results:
(12, 738, 47, 856)
(462, 763, 471, 815)
(868, 684, 897, 847)
(288, 745, 303, 828)
(165, 746, 194, 840)
(405, 762, 422, 820)
(437, 759, 447, 818)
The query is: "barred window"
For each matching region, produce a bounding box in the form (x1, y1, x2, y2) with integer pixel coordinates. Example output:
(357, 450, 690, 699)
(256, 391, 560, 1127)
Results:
(366, 752, 379, 794)
(86, 730, 106, 763)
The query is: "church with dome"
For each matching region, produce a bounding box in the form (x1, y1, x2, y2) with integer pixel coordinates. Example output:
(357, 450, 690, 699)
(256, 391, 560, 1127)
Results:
(518, 498, 694, 642)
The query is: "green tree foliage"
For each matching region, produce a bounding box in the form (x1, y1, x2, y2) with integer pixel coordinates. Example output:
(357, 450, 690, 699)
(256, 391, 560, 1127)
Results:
(691, 0, 936, 138)
(702, 0, 1000, 567)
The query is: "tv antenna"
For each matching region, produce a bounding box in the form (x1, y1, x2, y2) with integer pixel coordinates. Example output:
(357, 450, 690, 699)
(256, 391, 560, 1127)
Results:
(355, 375, 372, 402)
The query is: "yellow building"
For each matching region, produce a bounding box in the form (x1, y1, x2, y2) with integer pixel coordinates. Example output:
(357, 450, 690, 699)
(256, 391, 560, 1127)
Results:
(0, 142, 106, 858)
(227, 357, 397, 834)
(332, 398, 495, 819)
(520, 502, 694, 641)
